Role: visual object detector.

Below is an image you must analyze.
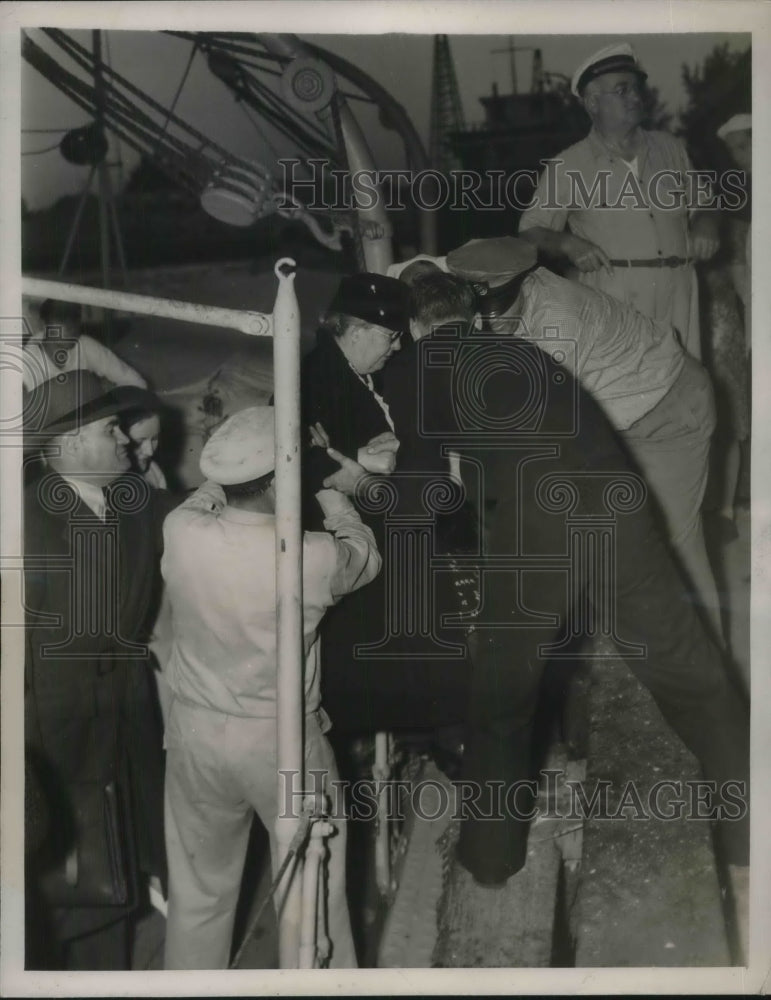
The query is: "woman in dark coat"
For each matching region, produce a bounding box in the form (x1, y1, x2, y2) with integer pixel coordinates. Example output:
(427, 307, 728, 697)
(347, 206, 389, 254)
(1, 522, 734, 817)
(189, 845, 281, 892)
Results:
(301, 273, 473, 737)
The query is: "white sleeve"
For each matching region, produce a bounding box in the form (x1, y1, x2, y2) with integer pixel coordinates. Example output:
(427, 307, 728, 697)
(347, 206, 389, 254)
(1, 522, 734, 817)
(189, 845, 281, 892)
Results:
(315, 489, 382, 599)
(77, 335, 148, 387)
(518, 159, 571, 233)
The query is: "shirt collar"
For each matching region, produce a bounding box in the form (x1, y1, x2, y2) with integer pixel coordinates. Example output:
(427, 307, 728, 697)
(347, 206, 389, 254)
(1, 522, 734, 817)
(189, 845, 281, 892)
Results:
(219, 506, 276, 526)
(587, 126, 649, 167)
(59, 475, 107, 520)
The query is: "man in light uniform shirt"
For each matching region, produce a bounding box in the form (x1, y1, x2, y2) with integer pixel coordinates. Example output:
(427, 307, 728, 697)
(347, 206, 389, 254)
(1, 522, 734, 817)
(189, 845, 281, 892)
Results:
(518, 43, 719, 360)
(445, 236, 723, 640)
(161, 406, 381, 969)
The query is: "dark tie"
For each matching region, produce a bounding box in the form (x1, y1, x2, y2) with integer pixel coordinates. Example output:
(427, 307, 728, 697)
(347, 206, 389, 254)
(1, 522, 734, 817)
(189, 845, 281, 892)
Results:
(101, 484, 113, 519)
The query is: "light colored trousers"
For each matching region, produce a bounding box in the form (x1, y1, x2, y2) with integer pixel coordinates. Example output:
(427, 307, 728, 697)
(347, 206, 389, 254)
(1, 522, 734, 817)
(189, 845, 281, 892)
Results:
(163, 697, 357, 969)
(622, 355, 723, 642)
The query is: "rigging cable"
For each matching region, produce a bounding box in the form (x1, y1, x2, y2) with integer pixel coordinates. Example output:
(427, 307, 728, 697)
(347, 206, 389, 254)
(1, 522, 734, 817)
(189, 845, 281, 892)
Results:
(154, 38, 199, 157)
(21, 141, 63, 156)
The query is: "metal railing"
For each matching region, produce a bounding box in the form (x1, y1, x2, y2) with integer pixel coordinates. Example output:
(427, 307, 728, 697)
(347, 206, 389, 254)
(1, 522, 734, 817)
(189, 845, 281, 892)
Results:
(21, 261, 331, 969)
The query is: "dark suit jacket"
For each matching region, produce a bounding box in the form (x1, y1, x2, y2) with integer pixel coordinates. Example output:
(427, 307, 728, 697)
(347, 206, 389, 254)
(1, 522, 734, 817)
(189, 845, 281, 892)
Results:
(24, 470, 177, 944)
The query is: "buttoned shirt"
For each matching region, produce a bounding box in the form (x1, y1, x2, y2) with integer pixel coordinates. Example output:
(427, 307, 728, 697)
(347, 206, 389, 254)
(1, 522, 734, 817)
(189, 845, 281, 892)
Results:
(505, 267, 685, 430)
(161, 485, 381, 718)
(519, 128, 702, 358)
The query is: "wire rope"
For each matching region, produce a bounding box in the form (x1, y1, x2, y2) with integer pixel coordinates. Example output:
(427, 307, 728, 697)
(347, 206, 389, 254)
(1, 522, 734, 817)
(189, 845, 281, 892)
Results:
(21, 141, 63, 156)
(154, 38, 198, 156)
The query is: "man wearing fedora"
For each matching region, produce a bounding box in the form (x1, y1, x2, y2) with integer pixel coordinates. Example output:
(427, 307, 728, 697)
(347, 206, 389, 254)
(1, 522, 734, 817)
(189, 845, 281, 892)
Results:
(161, 406, 379, 969)
(24, 371, 175, 970)
(518, 42, 719, 362)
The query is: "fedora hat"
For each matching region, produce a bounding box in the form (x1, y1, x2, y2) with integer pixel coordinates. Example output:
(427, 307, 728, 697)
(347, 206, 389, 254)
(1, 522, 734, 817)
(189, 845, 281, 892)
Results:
(23, 370, 159, 442)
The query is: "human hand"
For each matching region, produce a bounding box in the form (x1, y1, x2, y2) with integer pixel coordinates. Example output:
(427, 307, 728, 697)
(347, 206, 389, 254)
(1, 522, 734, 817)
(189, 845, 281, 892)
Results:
(321, 447, 368, 494)
(358, 431, 399, 475)
(309, 421, 331, 449)
(562, 235, 614, 275)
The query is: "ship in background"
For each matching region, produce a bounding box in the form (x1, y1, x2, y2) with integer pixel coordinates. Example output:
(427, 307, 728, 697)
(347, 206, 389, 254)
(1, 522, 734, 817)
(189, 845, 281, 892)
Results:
(430, 35, 589, 250)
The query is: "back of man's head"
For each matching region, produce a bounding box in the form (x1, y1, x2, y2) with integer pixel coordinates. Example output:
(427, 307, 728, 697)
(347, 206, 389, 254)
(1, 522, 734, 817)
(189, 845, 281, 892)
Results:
(410, 272, 477, 330)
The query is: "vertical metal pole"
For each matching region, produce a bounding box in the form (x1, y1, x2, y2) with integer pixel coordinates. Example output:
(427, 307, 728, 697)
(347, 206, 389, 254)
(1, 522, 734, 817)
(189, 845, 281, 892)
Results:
(58, 165, 97, 276)
(106, 166, 128, 284)
(92, 31, 112, 335)
(271, 257, 304, 968)
(374, 731, 393, 896)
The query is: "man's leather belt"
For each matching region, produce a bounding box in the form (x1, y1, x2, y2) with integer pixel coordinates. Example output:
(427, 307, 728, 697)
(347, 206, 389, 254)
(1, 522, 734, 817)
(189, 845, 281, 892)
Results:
(608, 256, 692, 268)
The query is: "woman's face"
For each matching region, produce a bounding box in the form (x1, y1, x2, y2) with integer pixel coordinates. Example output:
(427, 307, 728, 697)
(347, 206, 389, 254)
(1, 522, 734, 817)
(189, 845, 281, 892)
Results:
(128, 414, 160, 473)
(338, 319, 402, 374)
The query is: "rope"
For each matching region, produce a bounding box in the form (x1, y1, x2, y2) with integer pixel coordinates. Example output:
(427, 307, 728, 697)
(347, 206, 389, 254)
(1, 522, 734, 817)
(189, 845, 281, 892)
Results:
(237, 99, 280, 161)
(41, 29, 242, 166)
(228, 805, 315, 969)
(241, 71, 338, 159)
(103, 31, 125, 191)
(154, 38, 198, 157)
(21, 141, 62, 155)
(23, 31, 254, 193)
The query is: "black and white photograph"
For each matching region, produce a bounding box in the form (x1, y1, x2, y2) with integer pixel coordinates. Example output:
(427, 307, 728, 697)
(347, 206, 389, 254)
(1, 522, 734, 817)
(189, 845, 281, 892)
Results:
(1, 1, 769, 995)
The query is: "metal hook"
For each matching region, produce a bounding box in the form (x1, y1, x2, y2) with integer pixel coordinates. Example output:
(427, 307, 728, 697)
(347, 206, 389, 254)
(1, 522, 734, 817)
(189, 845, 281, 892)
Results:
(275, 256, 297, 280)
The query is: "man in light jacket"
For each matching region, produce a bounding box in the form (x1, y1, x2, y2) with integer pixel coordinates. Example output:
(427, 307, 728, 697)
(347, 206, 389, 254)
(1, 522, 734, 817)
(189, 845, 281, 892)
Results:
(161, 405, 381, 969)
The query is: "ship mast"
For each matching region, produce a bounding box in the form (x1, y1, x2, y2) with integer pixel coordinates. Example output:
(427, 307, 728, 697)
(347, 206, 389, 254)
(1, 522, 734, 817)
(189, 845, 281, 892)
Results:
(429, 34, 466, 172)
(491, 36, 519, 94)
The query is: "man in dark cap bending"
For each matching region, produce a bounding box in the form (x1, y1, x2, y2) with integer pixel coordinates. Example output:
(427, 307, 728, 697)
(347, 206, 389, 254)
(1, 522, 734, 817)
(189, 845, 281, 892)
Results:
(388, 243, 749, 961)
(410, 236, 724, 642)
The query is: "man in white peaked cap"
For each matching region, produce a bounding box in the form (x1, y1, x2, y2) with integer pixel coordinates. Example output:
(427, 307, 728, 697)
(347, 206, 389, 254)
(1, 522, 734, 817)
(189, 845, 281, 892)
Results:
(519, 41, 719, 361)
(161, 406, 381, 969)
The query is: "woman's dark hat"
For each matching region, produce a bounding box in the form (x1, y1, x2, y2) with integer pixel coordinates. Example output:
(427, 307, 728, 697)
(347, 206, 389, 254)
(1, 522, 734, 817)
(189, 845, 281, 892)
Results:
(327, 272, 412, 334)
(23, 370, 159, 443)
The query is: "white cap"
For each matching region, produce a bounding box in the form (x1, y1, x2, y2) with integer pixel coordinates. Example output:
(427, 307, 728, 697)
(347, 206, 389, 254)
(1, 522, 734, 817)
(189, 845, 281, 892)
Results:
(386, 254, 449, 281)
(571, 42, 647, 97)
(199, 406, 275, 485)
(717, 113, 752, 140)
